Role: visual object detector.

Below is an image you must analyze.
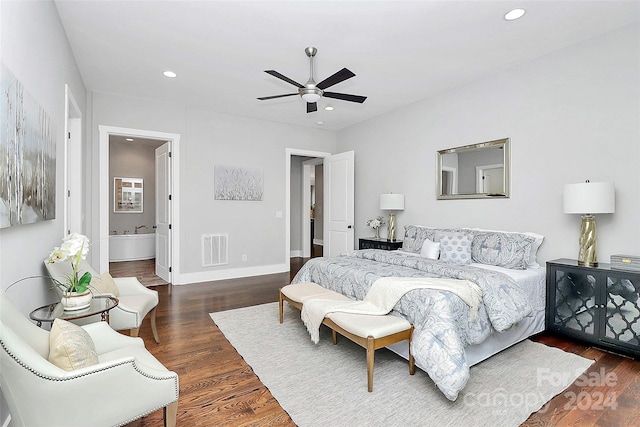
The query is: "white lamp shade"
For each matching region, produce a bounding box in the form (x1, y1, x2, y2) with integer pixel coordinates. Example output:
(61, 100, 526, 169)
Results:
(564, 182, 615, 214)
(380, 193, 405, 211)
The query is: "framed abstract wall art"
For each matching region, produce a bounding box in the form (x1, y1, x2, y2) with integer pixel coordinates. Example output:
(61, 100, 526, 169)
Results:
(214, 166, 263, 201)
(1, 64, 57, 228)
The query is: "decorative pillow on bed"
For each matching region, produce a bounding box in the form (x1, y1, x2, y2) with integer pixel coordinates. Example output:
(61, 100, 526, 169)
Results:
(471, 232, 535, 270)
(420, 238, 440, 260)
(437, 232, 473, 264)
(402, 225, 436, 253)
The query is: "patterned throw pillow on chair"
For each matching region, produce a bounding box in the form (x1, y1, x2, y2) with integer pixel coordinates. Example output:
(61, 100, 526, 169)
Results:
(48, 318, 99, 371)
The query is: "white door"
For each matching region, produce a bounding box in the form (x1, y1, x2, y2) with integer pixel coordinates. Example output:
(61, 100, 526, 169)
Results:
(476, 165, 504, 194)
(323, 151, 354, 257)
(155, 142, 171, 282)
(64, 85, 82, 235)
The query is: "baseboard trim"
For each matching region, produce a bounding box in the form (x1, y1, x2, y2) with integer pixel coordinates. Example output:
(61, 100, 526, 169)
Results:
(290, 250, 302, 257)
(313, 239, 324, 246)
(174, 263, 288, 285)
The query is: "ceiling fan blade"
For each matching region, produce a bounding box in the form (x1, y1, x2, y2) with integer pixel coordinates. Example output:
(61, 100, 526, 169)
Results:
(317, 68, 355, 90)
(257, 93, 298, 100)
(265, 70, 304, 88)
(323, 92, 367, 103)
(307, 102, 318, 113)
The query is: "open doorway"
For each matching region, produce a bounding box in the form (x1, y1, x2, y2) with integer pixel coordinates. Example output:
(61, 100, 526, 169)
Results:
(302, 158, 324, 258)
(285, 148, 355, 267)
(98, 126, 180, 284)
(285, 149, 330, 266)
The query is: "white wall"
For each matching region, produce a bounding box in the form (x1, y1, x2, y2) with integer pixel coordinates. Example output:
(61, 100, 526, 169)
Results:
(0, 0, 87, 423)
(180, 109, 335, 282)
(338, 23, 640, 265)
(0, 0, 87, 305)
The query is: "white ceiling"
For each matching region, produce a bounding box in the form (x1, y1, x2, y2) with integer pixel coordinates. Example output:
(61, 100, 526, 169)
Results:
(54, 1, 639, 131)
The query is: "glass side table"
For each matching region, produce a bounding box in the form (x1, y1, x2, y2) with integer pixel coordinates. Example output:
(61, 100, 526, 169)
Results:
(29, 296, 119, 327)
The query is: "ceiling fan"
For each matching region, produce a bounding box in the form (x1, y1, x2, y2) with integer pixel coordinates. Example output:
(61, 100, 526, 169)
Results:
(258, 47, 367, 113)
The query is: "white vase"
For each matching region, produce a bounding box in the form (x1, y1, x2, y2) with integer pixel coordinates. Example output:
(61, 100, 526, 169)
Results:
(60, 290, 92, 311)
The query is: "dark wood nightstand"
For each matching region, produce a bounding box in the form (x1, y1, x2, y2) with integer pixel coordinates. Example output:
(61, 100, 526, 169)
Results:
(359, 238, 403, 251)
(546, 258, 640, 359)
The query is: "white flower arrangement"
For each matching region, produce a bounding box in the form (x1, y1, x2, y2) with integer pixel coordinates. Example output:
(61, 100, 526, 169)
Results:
(46, 233, 92, 293)
(366, 216, 385, 229)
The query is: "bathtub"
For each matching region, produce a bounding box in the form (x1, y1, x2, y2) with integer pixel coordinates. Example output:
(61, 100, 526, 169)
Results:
(109, 233, 156, 262)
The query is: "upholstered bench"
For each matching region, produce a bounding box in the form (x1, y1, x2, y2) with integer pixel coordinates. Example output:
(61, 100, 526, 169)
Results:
(279, 283, 415, 392)
(324, 312, 414, 392)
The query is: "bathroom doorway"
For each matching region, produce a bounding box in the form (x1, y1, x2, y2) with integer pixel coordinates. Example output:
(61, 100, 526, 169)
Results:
(98, 126, 180, 284)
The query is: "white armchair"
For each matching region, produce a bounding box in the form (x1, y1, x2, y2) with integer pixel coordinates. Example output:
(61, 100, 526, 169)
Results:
(0, 289, 179, 427)
(45, 260, 160, 343)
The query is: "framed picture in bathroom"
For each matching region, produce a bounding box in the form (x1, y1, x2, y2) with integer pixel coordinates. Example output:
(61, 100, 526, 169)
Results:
(114, 177, 143, 213)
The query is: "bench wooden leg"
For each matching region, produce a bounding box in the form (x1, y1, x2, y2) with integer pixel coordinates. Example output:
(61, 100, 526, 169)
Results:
(367, 336, 375, 392)
(279, 289, 284, 324)
(332, 329, 338, 345)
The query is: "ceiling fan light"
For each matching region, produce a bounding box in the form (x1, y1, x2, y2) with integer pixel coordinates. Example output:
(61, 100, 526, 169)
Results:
(301, 92, 321, 103)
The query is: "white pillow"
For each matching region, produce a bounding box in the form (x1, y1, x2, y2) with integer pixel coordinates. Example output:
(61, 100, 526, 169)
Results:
(420, 238, 440, 260)
(48, 318, 99, 371)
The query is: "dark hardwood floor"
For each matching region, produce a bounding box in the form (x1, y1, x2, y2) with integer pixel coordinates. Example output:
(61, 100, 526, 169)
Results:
(116, 249, 640, 427)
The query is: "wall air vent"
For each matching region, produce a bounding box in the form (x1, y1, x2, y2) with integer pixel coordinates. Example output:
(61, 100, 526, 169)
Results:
(202, 234, 228, 267)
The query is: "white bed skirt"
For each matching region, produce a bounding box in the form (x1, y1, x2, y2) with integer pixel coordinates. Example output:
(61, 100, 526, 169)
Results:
(387, 308, 546, 368)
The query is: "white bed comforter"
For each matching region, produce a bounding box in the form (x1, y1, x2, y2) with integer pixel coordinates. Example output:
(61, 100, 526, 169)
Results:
(291, 249, 533, 400)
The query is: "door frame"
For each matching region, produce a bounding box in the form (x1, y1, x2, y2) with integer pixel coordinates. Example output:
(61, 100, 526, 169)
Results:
(285, 148, 331, 267)
(475, 163, 503, 193)
(302, 157, 324, 258)
(98, 126, 181, 278)
(64, 84, 82, 236)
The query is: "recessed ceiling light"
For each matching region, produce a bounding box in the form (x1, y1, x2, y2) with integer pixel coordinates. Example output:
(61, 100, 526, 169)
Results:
(163, 70, 177, 78)
(317, 121, 324, 125)
(324, 106, 334, 111)
(125, 138, 134, 142)
(504, 8, 526, 21)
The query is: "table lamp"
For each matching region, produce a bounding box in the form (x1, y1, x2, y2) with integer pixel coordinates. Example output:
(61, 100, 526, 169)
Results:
(563, 181, 615, 266)
(380, 193, 404, 241)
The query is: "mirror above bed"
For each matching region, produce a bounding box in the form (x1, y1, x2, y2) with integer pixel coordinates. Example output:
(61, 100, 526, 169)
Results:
(436, 138, 510, 200)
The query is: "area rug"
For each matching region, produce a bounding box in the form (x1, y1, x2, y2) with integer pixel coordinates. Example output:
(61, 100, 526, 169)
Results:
(210, 303, 594, 427)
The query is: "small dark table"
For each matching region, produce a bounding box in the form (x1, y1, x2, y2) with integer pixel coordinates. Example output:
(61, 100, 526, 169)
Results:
(359, 237, 403, 251)
(546, 258, 640, 359)
(29, 296, 119, 327)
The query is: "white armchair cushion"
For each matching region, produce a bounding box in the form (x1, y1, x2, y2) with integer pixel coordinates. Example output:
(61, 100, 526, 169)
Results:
(48, 318, 99, 371)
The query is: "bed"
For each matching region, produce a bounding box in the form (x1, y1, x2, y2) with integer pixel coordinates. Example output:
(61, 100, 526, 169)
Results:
(290, 225, 546, 401)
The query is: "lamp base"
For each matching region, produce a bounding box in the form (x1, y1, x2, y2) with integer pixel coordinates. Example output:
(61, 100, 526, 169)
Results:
(387, 213, 397, 242)
(577, 214, 598, 267)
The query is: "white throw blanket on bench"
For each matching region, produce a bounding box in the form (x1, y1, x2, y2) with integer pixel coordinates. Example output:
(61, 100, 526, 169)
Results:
(301, 276, 483, 344)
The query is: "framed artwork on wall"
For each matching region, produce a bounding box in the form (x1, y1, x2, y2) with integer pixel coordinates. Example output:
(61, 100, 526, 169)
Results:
(0, 63, 56, 228)
(214, 166, 263, 201)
